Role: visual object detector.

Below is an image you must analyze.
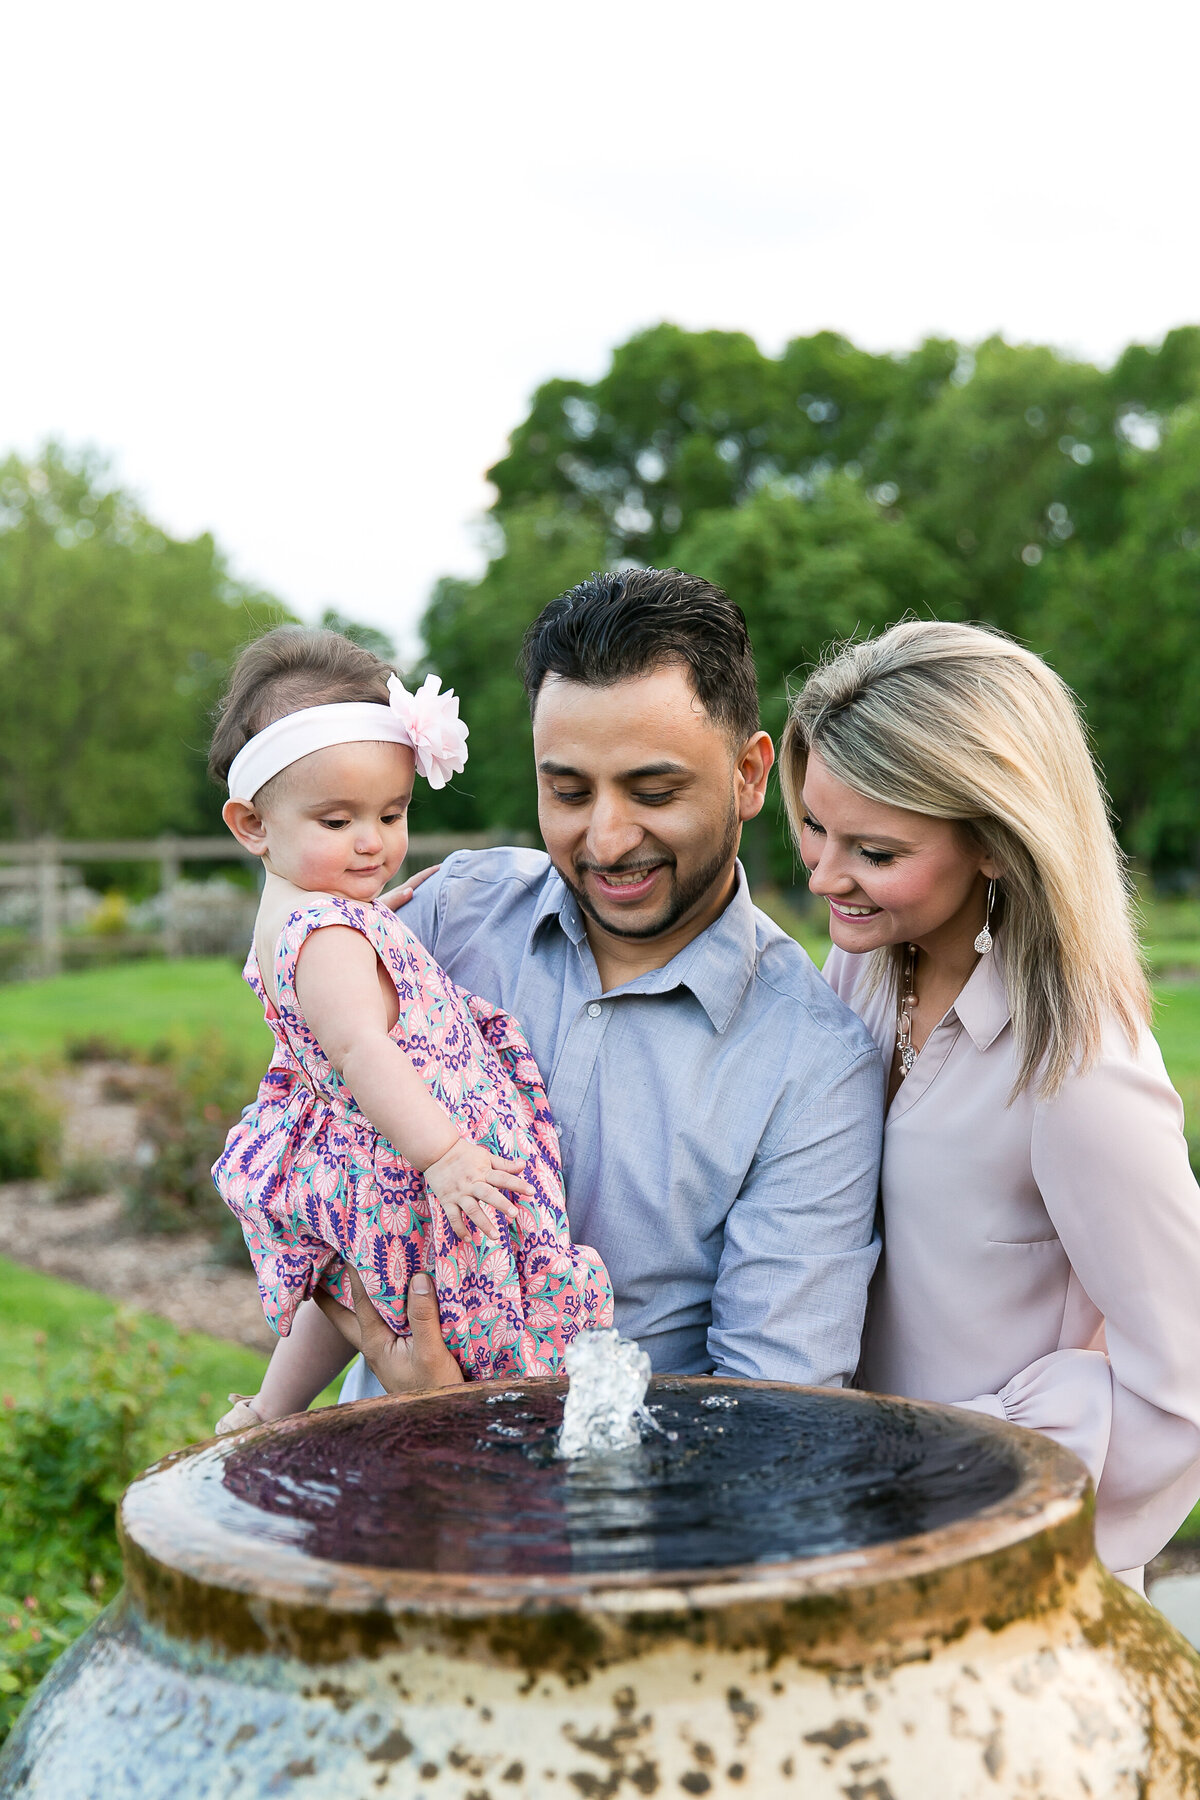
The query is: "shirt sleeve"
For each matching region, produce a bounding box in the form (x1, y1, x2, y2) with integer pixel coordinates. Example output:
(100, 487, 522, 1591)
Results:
(1024, 1030, 1200, 1570)
(706, 1044, 885, 1386)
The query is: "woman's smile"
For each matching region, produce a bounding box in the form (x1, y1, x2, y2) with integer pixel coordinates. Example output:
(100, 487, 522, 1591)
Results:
(827, 899, 883, 921)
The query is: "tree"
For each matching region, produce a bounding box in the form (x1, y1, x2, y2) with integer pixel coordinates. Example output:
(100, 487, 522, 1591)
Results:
(674, 478, 968, 879)
(319, 607, 395, 661)
(412, 503, 607, 839)
(422, 320, 1200, 877)
(487, 323, 957, 568)
(0, 446, 290, 840)
(1027, 404, 1200, 869)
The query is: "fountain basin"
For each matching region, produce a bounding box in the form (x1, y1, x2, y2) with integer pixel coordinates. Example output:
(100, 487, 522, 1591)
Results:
(2, 1377, 1199, 1798)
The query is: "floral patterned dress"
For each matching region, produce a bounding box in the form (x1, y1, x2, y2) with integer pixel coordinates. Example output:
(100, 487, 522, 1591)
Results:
(213, 897, 612, 1379)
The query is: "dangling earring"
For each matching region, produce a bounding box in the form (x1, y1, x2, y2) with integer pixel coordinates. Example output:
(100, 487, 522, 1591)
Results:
(974, 878, 996, 955)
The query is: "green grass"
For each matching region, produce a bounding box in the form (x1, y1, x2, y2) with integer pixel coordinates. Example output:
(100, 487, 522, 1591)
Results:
(0, 1257, 346, 1417)
(1139, 892, 1200, 978)
(0, 958, 271, 1064)
(0, 1255, 267, 1413)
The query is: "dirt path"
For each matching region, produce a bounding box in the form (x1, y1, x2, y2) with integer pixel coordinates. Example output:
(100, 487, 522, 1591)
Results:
(1, 1064, 274, 1353)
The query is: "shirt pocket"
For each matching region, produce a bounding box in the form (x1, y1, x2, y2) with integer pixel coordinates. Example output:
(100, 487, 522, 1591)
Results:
(986, 1191, 1058, 1246)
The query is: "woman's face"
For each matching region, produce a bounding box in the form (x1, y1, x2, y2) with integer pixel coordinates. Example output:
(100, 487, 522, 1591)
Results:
(799, 748, 996, 958)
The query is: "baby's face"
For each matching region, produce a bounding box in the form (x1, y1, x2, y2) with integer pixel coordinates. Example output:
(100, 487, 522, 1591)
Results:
(256, 740, 415, 900)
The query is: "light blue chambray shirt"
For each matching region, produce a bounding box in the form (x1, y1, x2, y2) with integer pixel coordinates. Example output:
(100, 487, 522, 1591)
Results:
(340, 847, 883, 1394)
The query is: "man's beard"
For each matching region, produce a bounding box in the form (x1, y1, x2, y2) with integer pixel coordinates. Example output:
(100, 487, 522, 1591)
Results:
(562, 804, 741, 941)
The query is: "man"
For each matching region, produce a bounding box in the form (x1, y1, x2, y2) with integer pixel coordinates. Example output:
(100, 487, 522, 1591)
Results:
(329, 569, 883, 1396)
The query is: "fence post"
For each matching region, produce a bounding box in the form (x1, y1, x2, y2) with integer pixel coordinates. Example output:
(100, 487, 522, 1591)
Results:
(159, 835, 182, 959)
(36, 837, 63, 978)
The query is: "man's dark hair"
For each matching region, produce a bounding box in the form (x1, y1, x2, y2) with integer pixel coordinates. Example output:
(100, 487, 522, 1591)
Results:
(519, 568, 760, 744)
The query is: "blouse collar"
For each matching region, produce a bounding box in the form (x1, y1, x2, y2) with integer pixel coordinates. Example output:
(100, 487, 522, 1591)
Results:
(948, 937, 1012, 1052)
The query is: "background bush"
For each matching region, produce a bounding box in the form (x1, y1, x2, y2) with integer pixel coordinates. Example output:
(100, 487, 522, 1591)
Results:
(0, 1314, 213, 1743)
(0, 1064, 59, 1182)
(121, 1030, 261, 1262)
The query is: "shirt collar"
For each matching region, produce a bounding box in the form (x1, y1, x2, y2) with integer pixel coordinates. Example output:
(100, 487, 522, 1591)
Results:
(948, 939, 1012, 1051)
(530, 860, 759, 1034)
(530, 865, 587, 947)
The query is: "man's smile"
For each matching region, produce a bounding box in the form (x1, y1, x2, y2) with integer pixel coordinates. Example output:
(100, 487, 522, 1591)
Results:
(579, 862, 668, 905)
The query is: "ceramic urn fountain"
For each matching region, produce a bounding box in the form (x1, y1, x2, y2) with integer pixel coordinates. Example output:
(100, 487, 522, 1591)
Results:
(3, 1373, 1200, 1798)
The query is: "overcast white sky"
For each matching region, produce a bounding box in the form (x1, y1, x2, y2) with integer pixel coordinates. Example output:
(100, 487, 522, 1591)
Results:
(2, 1, 1198, 651)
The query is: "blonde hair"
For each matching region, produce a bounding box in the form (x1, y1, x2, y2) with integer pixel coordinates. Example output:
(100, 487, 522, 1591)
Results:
(779, 620, 1151, 1098)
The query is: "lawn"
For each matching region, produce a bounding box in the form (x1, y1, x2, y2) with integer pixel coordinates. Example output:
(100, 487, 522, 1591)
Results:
(0, 957, 270, 1064)
(0, 1257, 353, 1418)
(0, 1255, 266, 1414)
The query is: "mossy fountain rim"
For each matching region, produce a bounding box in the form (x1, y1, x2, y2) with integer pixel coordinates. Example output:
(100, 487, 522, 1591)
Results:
(120, 1375, 1092, 1666)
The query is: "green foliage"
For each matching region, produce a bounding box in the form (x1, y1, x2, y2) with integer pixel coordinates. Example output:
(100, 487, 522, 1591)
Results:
(51, 1155, 113, 1204)
(433, 320, 1200, 875)
(0, 1313, 213, 1742)
(0, 443, 293, 841)
(0, 1063, 60, 1181)
(487, 324, 959, 569)
(0, 1586, 101, 1736)
(414, 503, 607, 837)
(121, 1031, 260, 1259)
(672, 480, 968, 879)
(675, 478, 968, 737)
(318, 607, 395, 661)
(1027, 404, 1200, 866)
(0, 958, 271, 1065)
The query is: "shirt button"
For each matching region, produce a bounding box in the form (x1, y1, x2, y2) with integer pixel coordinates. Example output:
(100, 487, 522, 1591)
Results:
(587, 1002, 602, 1018)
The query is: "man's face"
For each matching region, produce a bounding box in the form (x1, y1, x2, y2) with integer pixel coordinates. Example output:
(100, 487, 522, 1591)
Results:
(532, 664, 771, 942)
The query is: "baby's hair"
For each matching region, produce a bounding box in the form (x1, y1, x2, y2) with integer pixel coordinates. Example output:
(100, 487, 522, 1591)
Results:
(209, 626, 394, 789)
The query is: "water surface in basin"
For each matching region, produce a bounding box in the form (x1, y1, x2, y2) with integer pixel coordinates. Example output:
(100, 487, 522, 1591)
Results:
(220, 1383, 1020, 1578)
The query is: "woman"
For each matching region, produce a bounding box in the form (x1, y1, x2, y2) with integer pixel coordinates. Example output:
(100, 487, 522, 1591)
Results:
(780, 619, 1200, 1587)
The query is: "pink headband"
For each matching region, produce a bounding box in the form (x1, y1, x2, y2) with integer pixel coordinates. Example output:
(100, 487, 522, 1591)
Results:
(226, 674, 468, 803)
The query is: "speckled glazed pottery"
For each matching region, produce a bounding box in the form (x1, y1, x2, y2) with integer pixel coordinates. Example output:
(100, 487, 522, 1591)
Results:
(3, 1377, 1200, 1800)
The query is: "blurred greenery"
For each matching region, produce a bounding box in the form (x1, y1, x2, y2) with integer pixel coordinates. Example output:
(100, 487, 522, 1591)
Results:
(0, 446, 293, 841)
(0, 1283, 265, 1743)
(0, 958, 270, 1064)
(0, 1063, 60, 1181)
(418, 320, 1200, 878)
(4, 326, 1200, 877)
(120, 1029, 264, 1261)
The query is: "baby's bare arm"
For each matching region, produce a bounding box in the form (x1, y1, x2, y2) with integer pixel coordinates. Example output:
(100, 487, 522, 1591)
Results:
(295, 925, 466, 1165)
(294, 926, 533, 1240)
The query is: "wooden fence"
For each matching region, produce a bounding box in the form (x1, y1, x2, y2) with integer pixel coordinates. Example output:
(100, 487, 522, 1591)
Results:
(0, 834, 504, 978)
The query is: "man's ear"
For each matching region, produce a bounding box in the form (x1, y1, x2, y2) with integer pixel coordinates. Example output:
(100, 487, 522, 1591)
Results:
(735, 731, 775, 823)
(222, 798, 269, 858)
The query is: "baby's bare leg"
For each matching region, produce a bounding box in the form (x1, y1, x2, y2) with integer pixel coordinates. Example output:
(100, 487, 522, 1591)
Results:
(214, 1297, 354, 1434)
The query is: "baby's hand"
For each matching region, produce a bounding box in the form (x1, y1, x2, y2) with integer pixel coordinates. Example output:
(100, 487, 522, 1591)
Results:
(422, 1139, 534, 1242)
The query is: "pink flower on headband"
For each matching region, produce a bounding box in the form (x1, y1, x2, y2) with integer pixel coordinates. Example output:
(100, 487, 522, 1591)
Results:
(387, 673, 469, 790)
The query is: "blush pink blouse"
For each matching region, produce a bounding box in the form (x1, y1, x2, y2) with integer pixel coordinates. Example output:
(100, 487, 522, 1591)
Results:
(825, 942, 1200, 1576)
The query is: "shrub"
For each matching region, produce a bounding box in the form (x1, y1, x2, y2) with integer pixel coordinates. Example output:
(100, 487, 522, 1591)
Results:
(121, 1030, 259, 1262)
(63, 1033, 129, 1065)
(83, 892, 130, 937)
(51, 1155, 113, 1204)
(0, 1064, 60, 1182)
(0, 1315, 212, 1743)
(128, 879, 258, 957)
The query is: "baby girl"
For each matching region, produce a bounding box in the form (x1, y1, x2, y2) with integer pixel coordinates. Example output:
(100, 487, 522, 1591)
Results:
(208, 627, 612, 1433)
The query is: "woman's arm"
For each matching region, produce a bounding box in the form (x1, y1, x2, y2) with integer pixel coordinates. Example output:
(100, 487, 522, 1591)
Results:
(1027, 1028, 1200, 1571)
(293, 924, 533, 1239)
